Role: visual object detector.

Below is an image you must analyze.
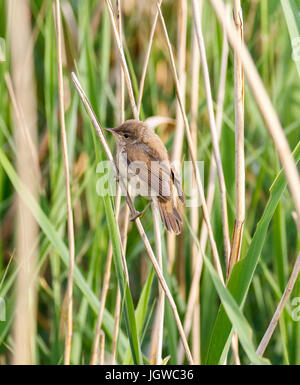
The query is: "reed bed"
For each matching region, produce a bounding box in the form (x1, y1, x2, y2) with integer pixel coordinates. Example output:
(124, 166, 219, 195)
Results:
(0, 0, 299, 365)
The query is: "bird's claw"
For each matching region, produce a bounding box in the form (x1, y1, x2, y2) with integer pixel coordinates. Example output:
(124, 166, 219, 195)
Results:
(129, 201, 152, 222)
(130, 210, 142, 222)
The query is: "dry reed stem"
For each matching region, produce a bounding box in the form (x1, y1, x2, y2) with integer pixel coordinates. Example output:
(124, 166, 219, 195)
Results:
(225, 0, 245, 366)
(54, 0, 75, 365)
(149, 306, 160, 364)
(172, 0, 187, 163)
(9, 0, 39, 364)
(227, 0, 245, 281)
(152, 201, 165, 364)
(256, 252, 300, 356)
(190, 11, 201, 277)
(209, 0, 300, 233)
(189, 2, 202, 364)
(71, 73, 193, 364)
(178, 8, 229, 363)
(192, 304, 201, 364)
(167, 0, 187, 276)
(114, 0, 130, 285)
(116, 0, 125, 124)
(199, 7, 229, 255)
(157, 3, 224, 284)
(191, 0, 231, 266)
(105, 0, 138, 119)
(99, 330, 105, 365)
(110, 0, 127, 366)
(167, 235, 176, 274)
(137, 0, 162, 115)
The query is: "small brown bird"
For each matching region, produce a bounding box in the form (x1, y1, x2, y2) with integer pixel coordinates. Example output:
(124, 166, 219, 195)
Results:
(104, 119, 184, 234)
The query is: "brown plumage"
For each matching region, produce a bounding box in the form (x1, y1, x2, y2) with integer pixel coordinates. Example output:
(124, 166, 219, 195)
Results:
(104, 119, 184, 234)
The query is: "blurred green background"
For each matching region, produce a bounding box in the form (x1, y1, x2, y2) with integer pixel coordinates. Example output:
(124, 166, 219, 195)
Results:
(0, 0, 299, 365)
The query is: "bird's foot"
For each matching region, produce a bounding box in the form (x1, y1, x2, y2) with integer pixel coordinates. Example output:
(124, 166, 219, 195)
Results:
(130, 210, 142, 222)
(129, 201, 151, 221)
(114, 173, 120, 183)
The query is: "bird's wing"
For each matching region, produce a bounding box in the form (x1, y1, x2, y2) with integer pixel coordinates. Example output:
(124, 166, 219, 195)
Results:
(126, 142, 173, 200)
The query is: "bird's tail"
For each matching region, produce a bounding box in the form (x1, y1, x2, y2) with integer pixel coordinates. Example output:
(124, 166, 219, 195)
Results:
(157, 199, 182, 234)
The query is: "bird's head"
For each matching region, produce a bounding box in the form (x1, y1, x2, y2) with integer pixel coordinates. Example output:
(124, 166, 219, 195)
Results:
(104, 119, 152, 145)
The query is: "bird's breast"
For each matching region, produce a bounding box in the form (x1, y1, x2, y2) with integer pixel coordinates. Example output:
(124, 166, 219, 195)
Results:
(117, 146, 152, 199)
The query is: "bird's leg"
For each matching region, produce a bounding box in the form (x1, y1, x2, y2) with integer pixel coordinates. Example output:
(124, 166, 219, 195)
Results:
(130, 200, 152, 222)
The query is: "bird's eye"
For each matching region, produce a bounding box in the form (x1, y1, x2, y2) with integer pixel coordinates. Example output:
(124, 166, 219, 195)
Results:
(124, 134, 129, 139)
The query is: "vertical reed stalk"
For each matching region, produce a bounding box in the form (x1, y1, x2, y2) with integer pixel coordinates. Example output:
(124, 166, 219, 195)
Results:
(199, 6, 229, 257)
(152, 201, 164, 364)
(116, 0, 125, 124)
(137, 0, 162, 115)
(189, 0, 202, 364)
(172, 0, 187, 162)
(8, 0, 39, 364)
(99, 330, 105, 364)
(54, 0, 75, 365)
(227, 0, 245, 280)
(225, 0, 245, 365)
(105, 0, 138, 119)
(110, 0, 127, 366)
(191, 0, 231, 266)
(167, 0, 187, 278)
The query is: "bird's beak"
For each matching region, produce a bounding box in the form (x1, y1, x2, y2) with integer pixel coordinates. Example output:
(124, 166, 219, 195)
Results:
(103, 127, 115, 133)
